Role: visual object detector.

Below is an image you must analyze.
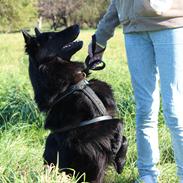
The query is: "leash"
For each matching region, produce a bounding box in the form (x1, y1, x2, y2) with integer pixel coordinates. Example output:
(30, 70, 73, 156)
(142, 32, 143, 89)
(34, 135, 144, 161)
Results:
(84, 35, 106, 72)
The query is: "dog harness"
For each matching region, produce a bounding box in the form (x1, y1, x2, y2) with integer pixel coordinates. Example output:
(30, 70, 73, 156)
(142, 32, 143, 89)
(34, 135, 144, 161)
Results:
(48, 79, 113, 133)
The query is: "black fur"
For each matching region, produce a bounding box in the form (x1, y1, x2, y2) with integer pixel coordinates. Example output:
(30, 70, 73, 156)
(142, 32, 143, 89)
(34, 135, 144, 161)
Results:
(22, 25, 127, 183)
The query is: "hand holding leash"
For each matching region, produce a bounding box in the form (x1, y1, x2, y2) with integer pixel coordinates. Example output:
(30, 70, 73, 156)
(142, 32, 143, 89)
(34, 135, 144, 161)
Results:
(85, 35, 106, 71)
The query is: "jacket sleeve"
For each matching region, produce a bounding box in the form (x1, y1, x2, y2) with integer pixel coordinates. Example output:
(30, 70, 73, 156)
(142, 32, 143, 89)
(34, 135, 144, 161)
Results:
(95, 0, 120, 47)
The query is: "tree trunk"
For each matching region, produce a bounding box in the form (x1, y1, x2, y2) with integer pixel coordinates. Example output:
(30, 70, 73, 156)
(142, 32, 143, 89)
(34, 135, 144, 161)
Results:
(37, 16, 43, 29)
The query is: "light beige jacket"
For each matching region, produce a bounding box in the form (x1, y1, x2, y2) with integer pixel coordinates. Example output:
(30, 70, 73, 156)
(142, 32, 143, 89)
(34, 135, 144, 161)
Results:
(96, 0, 183, 46)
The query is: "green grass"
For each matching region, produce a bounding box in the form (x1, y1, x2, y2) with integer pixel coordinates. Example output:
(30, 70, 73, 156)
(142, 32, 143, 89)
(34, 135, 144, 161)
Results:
(0, 29, 178, 182)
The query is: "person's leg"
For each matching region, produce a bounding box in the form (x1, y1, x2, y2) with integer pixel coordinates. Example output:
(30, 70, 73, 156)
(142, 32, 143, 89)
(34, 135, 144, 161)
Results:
(150, 27, 183, 182)
(124, 32, 160, 182)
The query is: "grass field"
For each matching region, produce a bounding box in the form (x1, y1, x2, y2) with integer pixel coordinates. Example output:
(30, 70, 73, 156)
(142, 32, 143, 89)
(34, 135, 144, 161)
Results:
(0, 29, 178, 183)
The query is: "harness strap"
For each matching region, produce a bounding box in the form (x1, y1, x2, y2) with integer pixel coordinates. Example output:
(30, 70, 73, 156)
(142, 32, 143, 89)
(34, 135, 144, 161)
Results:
(52, 115, 113, 133)
(81, 83, 108, 115)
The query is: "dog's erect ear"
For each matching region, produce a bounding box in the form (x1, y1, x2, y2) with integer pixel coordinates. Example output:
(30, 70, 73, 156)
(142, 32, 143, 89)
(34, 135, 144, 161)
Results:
(34, 27, 41, 36)
(21, 30, 32, 44)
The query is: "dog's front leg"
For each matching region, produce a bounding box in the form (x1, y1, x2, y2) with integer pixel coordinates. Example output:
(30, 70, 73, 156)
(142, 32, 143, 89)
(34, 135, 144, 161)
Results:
(110, 122, 128, 174)
(43, 133, 59, 166)
(114, 136, 128, 174)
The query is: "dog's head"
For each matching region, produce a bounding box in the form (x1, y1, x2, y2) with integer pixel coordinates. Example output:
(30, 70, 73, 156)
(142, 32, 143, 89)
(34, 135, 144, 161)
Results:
(22, 25, 85, 112)
(22, 24, 83, 64)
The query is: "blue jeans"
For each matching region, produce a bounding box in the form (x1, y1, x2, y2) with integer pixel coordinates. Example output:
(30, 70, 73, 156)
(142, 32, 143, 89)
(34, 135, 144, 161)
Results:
(124, 27, 183, 182)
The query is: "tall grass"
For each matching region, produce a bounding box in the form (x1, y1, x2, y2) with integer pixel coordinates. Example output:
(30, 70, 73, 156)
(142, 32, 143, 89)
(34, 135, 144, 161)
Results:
(0, 29, 178, 182)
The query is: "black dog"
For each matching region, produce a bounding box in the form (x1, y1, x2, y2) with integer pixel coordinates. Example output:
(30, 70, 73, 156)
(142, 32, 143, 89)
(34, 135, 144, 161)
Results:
(22, 25, 127, 183)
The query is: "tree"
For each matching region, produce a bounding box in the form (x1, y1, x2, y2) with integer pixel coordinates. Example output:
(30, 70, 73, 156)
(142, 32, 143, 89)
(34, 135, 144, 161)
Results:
(38, 0, 83, 30)
(0, 0, 37, 32)
(38, 0, 110, 29)
(72, 0, 110, 28)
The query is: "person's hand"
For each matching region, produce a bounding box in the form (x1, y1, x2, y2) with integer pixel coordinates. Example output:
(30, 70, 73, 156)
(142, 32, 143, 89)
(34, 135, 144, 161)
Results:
(88, 40, 105, 64)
